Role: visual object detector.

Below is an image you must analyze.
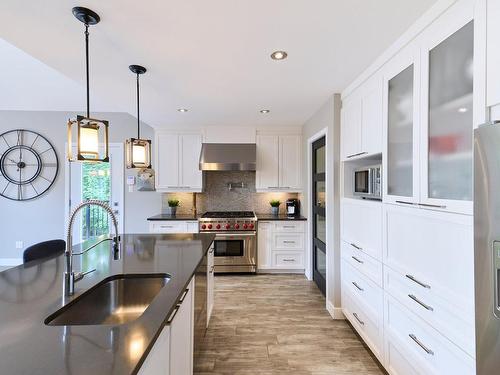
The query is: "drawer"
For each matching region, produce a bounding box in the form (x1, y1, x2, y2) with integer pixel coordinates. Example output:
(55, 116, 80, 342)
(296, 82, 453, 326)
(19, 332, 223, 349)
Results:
(384, 266, 474, 357)
(384, 205, 473, 320)
(341, 240, 383, 287)
(342, 285, 383, 362)
(341, 198, 383, 261)
(272, 251, 304, 269)
(384, 293, 475, 375)
(149, 221, 193, 233)
(273, 233, 304, 251)
(274, 221, 305, 233)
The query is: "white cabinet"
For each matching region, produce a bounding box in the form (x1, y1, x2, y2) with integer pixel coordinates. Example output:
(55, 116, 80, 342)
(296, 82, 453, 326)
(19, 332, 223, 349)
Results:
(341, 73, 383, 161)
(207, 244, 214, 324)
(257, 220, 306, 272)
(487, 0, 500, 108)
(149, 221, 199, 234)
(155, 132, 203, 192)
(169, 278, 194, 375)
(138, 326, 171, 375)
(256, 134, 302, 192)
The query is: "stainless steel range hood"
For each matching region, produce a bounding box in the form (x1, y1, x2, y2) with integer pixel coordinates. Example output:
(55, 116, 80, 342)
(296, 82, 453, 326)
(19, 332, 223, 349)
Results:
(199, 143, 256, 171)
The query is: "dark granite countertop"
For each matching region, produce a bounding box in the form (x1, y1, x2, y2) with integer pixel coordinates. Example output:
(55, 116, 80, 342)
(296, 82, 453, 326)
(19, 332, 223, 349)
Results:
(0, 233, 215, 375)
(147, 214, 199, 221)
(256, 213, 307, 221)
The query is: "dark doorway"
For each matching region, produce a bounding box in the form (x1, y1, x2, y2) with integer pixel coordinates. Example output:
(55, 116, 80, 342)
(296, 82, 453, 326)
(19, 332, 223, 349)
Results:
(312, 136, 326, 295)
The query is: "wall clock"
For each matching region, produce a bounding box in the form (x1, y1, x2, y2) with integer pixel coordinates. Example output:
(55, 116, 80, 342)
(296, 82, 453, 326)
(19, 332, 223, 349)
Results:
(0, 129, 59, 201)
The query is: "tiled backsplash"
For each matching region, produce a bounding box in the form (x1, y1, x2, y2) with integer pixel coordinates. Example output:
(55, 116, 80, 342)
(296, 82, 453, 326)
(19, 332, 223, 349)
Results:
(162, 171, 299, 215)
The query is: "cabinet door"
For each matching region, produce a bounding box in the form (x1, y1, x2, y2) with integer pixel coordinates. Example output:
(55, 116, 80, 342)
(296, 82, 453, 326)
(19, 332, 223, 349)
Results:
(257, 222, 273, 269)
(256, 135, 279, 190)
(169, 279, 194, 375)
(419, 11, 474, 214)
(487, 0, 500, 107)
(279, 135, 302, 191)
(361, 73, 383, 155)
(137, 326, 171, 375)
(180, 134, 203, 191)
(156, 133, 179, 190)
(383, 45, 421, 205)
(341, 94, 362, 160)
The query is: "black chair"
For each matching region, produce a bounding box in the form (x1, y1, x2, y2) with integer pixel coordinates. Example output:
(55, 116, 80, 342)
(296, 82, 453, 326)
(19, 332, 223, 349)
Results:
(23, 239, 66, 264)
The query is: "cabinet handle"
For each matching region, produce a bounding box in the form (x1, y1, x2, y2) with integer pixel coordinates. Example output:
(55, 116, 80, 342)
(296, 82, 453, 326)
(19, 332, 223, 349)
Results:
(352, 281, 364, 291)
(346, 151, 368, 159)
(283, 240, 296, 244)
(282, 258, 296, 262)
(408, 294, 434, 311)
(418, 203, 447, 209)
(209, 266, 215, 273)
(352, 312, 365, 325)
(179, 288, 189, 303)
(280, 186, 291, 189)
(409, 334, 434, 355)
(396, 200, 416, 206)
(267, 186, 280, 189)
(160, 225, 175, 228)
(167, 305, 180, 324)
(405, 274, 431, 289)
(351, 256, 364, 264)
(350, 243, 362, 250)
(283, 226, 296, 229)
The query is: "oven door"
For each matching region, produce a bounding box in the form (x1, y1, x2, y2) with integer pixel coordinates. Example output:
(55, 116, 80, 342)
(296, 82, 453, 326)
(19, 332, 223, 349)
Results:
(353, 169, 372, 196)
(213, 233, 256, 269)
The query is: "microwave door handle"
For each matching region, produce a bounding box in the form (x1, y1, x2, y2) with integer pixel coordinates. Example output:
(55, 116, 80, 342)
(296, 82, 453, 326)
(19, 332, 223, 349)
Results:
(368, 169, 373, 195)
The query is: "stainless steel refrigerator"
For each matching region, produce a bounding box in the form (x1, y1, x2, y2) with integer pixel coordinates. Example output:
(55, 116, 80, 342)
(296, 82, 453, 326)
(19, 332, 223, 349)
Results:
(474, 121, 500, 374)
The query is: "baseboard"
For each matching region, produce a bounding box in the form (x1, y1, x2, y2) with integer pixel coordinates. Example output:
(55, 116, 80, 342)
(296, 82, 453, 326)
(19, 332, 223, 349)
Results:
(327, 300, 345, 320)
(0, 258, 22, 267)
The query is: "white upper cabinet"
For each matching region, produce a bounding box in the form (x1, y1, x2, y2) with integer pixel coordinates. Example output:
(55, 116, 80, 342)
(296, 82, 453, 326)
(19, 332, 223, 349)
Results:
(155, 132, 203, 192)
(487, 0, 500, 108)
(256, 134, 302, 192)
(341, 72, 383, 161)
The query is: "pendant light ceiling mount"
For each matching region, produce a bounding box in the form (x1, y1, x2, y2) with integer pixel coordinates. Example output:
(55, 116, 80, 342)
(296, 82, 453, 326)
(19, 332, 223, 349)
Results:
(72, 7, 100, 25)
(129, 65, 147, 75)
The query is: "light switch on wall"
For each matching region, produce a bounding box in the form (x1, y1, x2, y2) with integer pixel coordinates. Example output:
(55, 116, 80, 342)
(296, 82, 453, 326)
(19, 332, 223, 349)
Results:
(15, 241, 23, 249)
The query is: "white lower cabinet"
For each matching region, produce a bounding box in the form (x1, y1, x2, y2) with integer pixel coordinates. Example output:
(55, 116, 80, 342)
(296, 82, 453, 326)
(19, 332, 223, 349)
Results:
(149, 221, 199, 234)
(257, 221, 306, 272)
(138, 278, 195, 375)
(384, 293, 475, 375)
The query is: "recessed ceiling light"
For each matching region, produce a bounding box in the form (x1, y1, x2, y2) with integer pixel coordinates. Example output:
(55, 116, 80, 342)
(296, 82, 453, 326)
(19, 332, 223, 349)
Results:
(270, 51, 288, 61)
(177, 108, 188, 113)
(260, 109, 270, 114)
(458, 107, 468, 113)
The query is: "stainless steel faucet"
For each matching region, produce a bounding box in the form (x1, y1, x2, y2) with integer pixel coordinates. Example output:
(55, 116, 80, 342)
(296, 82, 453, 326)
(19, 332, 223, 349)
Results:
(65, 199, 120, 296)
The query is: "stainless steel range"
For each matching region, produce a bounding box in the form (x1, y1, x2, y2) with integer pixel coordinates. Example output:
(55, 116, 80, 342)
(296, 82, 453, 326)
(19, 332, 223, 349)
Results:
(199, 211, 257, 273)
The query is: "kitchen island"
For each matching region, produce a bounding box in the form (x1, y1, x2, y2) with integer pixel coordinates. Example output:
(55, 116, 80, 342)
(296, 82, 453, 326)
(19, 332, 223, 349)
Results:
(0, 233, 215, 375)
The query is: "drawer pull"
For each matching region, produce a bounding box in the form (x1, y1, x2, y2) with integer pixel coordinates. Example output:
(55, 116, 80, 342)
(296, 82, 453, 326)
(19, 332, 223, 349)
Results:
(352, 312, 365, 325)
(179, 288, 189, 303)
(418, 203, 447, 209)
(167, 306, 180, 324)
(405, 274, 431, 289)
(283, 240, 296, 244)
(408, 294, 434, 311)
(352, 281, 364, 291)
(350, 243, 362, 250)
(282, 258, 296, 262)
(351, 256, 364, 264)
(409, 334, 434, 355)
(347, 151, 368, 159)
(160, 225, 175, 229)
(283, 225, 296, 229)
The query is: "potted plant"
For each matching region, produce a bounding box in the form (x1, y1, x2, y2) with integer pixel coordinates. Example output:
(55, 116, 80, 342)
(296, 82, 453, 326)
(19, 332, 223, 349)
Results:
(167, 198, 180, 216)
(269, 199, 281, 216)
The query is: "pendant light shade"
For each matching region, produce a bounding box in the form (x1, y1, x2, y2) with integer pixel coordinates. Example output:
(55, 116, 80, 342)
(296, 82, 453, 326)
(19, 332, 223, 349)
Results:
(126, 65, 152, 169)
(67, 7, 110, 163)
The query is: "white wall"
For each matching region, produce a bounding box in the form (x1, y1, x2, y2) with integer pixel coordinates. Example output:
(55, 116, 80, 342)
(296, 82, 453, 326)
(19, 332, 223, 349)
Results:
(302, 94, 342, 315)
(0, 110, 161, 260)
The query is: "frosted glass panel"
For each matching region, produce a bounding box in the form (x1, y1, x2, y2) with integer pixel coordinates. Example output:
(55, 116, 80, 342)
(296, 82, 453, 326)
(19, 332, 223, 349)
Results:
(388, 65, 414, 197)
(428, 21, 473, 201)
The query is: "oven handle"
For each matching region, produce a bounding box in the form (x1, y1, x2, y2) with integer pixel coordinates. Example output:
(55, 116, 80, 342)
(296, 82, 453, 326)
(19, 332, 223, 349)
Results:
(213, 232, 256, 239)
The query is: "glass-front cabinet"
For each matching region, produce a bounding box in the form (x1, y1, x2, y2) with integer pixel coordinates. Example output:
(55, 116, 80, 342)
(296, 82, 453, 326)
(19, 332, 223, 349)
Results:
(384, 8, 475, 215)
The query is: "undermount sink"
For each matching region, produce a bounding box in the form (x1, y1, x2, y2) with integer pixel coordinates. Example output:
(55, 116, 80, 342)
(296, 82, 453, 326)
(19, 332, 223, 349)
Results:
(45, 274, 170, 326)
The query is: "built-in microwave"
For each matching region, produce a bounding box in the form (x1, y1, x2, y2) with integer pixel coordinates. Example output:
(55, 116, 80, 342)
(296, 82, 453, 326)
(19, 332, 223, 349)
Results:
(353, 165, 382, 200)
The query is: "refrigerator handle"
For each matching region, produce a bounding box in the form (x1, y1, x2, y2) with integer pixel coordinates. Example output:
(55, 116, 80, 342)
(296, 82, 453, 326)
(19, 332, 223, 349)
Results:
(494, 241, 500, 319)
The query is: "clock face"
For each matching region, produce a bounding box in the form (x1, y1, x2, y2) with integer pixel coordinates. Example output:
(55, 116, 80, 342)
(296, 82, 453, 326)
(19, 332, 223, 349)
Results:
(0, 129, 59, 201)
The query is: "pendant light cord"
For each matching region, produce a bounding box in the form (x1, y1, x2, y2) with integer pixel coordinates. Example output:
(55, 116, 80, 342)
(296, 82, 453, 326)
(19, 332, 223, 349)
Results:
(85, 24, 90, 118)
(136, 73, 140, 139)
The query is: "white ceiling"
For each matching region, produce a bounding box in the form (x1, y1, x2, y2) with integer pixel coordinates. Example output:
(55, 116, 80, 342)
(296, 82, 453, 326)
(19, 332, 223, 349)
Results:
(0, 0, 437, 129)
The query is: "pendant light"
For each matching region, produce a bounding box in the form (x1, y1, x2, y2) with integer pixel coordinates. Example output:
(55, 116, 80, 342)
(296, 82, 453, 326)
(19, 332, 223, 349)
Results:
(67, 7, 109, 163)
(126, 65, 152, 169)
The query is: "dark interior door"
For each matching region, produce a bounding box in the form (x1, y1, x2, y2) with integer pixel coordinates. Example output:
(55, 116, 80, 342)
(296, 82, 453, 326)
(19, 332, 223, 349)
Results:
(312, 137, 326, 295)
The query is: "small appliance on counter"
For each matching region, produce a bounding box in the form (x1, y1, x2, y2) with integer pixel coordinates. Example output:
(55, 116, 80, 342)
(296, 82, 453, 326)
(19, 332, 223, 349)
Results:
(286, 199, 300, 217)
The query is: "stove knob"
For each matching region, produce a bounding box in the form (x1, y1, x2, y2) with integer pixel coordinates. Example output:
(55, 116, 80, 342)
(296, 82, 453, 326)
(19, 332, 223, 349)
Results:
(225, 224, 231, 230)
(234, 223, 240, 229)
(243, 223, 248, 229)
(249, 223, 254, 229)
(201, 224, 206, 230)
(208, 224, 213, 229)
(216, 224, 221, 230)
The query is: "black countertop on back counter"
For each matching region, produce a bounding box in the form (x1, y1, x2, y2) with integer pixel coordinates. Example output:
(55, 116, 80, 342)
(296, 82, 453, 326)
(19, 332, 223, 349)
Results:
(147, 213, 200, 221)
(255, 213, 307, 221)
(0, 233, 215, 375)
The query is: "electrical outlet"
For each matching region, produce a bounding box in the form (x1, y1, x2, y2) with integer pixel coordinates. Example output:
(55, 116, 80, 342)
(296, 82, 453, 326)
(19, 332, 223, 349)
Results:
(15, 241, 23, 249)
